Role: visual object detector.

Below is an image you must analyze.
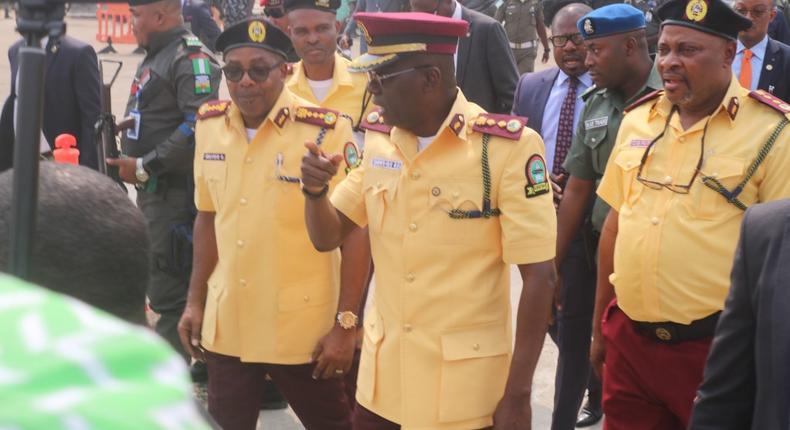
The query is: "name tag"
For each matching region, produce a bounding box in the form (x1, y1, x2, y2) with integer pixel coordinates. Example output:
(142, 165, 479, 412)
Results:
(584, 116, 608, 130)
(203, 153, 225, 161)
(629, 139, 651, 148)
(371, 158, 402, 170)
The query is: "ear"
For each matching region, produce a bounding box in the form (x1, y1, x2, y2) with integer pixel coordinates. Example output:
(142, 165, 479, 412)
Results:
(423, 66, 441, 92)
(624, 36, 637, 56)
(723, 39, 736, 67)
(335, 20, 342, 33)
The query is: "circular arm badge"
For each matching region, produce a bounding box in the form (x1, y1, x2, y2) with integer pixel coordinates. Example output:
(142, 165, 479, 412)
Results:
(343, 142, 361, 173)
(525, 154, 550, 198)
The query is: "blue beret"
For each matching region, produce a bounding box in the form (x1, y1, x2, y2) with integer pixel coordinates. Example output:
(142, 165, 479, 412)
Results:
(577, 4, 646, 40)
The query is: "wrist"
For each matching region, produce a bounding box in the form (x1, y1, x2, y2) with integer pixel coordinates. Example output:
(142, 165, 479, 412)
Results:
(301, 182, 329, 200)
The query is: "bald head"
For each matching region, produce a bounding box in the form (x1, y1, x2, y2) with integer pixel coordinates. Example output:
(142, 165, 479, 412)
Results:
(551, 3, 592, 77)
(551, 3, 592, 29)
(130, 0, 185, 47)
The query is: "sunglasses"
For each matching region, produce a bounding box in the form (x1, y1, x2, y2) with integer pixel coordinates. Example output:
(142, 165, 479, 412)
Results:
(366, 64, 435, 91)
(549, 33, 584, 48)
(222, 62, 283, 83)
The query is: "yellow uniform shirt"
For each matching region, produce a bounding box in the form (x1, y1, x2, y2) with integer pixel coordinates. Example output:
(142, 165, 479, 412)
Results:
(597, 79, 790, 324)
(287, 53, 372, 127)
(193, 89, 355, 364)
(330, 92, 556, 429)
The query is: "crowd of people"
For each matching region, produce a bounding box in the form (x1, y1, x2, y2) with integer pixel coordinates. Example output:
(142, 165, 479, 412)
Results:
(1, 0, 790, 428)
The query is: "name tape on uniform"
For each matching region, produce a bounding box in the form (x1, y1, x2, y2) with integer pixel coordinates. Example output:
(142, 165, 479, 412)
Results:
(584, 116, 608, 130)
(629, 139, 651, 148)
(203, 153, 226, 161)
(371, 158, 402, 170)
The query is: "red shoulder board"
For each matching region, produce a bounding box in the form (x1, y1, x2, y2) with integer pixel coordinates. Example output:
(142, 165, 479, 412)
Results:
(749, 90, 790, 114)
(360, 110, 393, 134)
(470, 113, 527, 140)
(294, 106, 339, 129)
(624, 89, 663, 113)
(197, 100, 230, 120)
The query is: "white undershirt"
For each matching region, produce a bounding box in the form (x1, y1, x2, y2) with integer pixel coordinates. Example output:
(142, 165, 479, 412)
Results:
(246, 128, 257, 142)
(416, 135, 436, 152)
(307, 78, 334, 103)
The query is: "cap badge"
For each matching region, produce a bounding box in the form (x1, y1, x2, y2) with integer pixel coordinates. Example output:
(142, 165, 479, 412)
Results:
(248, 21, 267, 43)
(316, 0, 330, 7)
(583, 18, 594, 35)
(684, 0, 708, 22)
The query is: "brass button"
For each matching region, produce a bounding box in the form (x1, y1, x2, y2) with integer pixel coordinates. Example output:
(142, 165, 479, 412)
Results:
(408, 223, 417, 232)
(245, 156, 253, 163)
(237, 240, 245, 247)
(711, 172, 718, 178)
(452, 191, 460, 198)
(240, 197, 248, 205)
(472, 343, 480, 351)
(626, 161, 632, 168)
(410, 171, 421, 180)
(303, 295, 310, 302)
(405, 273, 415, 282)
(431, 187, 441, 197)
(663, 176, 672, 184)
(679, 136, 685, 142)
(651, 217, 659, 225)
(239, 279, 247, 286)
(376, 182, 382, 188)
(403, 324, 412, 333)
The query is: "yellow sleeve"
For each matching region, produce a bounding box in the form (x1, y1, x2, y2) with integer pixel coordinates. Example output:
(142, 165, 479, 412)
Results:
(330, 163, 367, 227)
(758, 117, 790, 201)
(193, 120, 215, 212)
(498, 131, 557, 264)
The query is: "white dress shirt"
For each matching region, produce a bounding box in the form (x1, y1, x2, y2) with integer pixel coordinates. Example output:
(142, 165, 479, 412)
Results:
(733, 35, 768, 91)
(540, 70, 592, 173)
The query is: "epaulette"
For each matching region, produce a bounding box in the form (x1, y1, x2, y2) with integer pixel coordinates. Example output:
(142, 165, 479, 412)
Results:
(183, 35, 203, 50)
(360, 110, 393, 134)
(624, 89, 663, 113)
(580, 85, 599, 102)
(470, 113, 527, 140)
(197, 100, 230, 120)
(749, 90, 790, 116)
(294, 106, 339, 129)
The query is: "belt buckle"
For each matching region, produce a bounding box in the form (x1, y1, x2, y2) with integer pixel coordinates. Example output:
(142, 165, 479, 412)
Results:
(654, 327, 673, 342)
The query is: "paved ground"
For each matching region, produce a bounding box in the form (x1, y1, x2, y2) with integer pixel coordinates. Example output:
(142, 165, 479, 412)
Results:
(0, 13, 602, 429)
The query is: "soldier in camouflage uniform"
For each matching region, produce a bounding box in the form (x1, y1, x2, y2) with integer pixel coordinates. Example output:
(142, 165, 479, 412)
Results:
(108, 0, 221, 359)
(495, 0, 550, 74)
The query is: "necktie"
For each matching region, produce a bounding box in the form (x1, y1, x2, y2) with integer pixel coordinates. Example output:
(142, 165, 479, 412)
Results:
(739, 49, 752, 89)
(553, 76, 579, 176)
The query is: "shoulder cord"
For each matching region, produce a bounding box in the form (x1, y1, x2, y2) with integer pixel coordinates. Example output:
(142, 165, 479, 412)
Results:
(449, 133, 502, 219)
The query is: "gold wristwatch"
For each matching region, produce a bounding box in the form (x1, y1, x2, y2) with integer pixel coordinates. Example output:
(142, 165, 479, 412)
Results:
(336, 311, 359, 329)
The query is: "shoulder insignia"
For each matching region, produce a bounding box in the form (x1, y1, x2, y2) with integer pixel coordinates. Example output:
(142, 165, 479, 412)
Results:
(580, 85, 599, 101)
(294, 106, 339, 129)
(197, 100, 230, 120)
(749, 90, 790, 115)
(274, 107, 290, 128)
(624, 89, 663, 113)
(449, 114, 465, 136)
(183, 35, 203, 50)
(470, 113, 527, 140)
(360, 109, 393, 134)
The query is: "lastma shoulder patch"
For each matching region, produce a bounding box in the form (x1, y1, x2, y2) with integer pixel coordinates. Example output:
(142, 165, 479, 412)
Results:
(470, 113, 526, 140)
(624, 89, 663, 113)
(197, 100, 230, 120)
(749, 90, 790, 117)
(294, 106, 339, 128)
(343, 141, 362, 173)
(360, 110, 392, 134)
(525, 154, 550, 198)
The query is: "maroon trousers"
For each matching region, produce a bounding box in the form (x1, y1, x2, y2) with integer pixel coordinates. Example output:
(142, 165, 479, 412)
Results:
(353, 405, 494, 430)
(601, 303, 712, 430)
(205, 350, 353, 430)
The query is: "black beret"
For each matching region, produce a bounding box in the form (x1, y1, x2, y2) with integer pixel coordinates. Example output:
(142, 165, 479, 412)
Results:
(656, 0, 752, 40)
(283, 0, 341, 13)
(215, 18, 294, 58)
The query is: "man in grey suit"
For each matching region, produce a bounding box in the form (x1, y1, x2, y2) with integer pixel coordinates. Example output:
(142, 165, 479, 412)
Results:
(689, 199, 790, 430)
(339, 0, 409, 53)
(410, 0, 519, 113)
(511, 4, 601, 428)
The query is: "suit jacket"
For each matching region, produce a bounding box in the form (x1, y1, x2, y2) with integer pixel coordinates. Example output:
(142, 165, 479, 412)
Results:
(511, 66, 559, 136)
(0, 35, 101, 171)
(457, 6, 519, 114)
(757, 38, 790, 103)
(689, 199, 790, 430)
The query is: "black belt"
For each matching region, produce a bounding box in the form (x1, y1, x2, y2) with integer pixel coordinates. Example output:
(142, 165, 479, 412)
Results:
(632, 312, 721, 344)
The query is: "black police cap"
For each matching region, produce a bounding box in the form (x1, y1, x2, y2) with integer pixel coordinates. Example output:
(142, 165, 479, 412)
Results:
(283, 0, 341, 13)
(215, 18, 294, 58)
(656, 0, 751, 40)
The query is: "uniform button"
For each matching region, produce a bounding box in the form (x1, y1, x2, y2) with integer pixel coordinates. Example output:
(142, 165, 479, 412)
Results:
(408, 223, 417, 232)
(403, 324, 413, 333)
(591, 137, 597, 143)
(410, 171, 421, 180)
(452, 191, 460, 198)
(663, 176, 672, 184)
(626, 162, 632, 168)
(303, 295, 310, 302)
(239, 279, 247, 286)
(711, 172, 718, 178)
(472, 343, 480, 351)
(405, 273, 415, 282)
(376, 182, 382, 188)
(651, 217, 659, 225)
(245, 156, 253, 163)
(240, 197, 248, 205)
(237, 240, 245, 247)
(679, 136, 685, 142)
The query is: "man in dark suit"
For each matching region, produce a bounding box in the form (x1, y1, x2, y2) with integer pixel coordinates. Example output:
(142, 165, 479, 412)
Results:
(689, 199, 790, 430)
(733, 0, 790, 101)
(512, 3, 601, 428)
(410, 0, 519, 113)
(0, 35, 101, 171)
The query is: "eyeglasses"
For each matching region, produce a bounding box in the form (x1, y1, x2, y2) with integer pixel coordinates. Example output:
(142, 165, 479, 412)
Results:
(549, 33, 584, 48)
(366, 65, 435, 91)
(222, 62, 283, 83)
(636, 107, 706, 194)
(734, 5, 770, 18)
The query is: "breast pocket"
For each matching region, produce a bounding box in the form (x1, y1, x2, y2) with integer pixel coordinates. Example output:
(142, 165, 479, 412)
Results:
(356, 307, 384, 404)
(612, 150, 645, 211)
(137, 74, 168, 109)
(684, 156, 746, 220)
(584, 126, 609, 174)
(362, 173, 399, 234)
(427, 179, 493, 245)
(202, 161, 227, 210)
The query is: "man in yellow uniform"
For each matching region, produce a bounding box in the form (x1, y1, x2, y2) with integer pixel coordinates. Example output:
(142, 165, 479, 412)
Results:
(301, 12, 558, 430)
(591, 0, 790, 427)
(285, 0, 373, 129)
(177, 18, 369, 430)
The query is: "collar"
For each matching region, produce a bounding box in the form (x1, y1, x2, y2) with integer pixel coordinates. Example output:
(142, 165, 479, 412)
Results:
(292, 53, 354, 96)
(452, 0, 463, 20)
(599, 66, 662, 108)
(391, 89, 471, 157)
(654, 77, 746, 128)
(146, 26, 188, 56)
(556, 70, 593, 91)
(737, 35, 769, 60)
(227, 88, 296, 136)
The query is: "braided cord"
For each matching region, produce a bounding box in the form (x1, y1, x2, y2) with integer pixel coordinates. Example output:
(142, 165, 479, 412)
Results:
(701, 117, 789, 211)
(448, 133, 501, 219)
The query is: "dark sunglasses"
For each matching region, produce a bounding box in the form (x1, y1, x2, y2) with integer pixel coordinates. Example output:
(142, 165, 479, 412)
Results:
(549, 33, 584, 48)
(366, 64, 435, 91)
(222, 62, 283, 83)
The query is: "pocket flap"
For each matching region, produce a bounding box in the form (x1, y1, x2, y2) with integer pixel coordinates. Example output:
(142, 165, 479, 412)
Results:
(701, 156, 744, 180)
(613, 150, 643, 172)
(428, 180, 483, 213)
(364, 308, 384, 344)
(441, 323, 509, 361)
(584, 125, 608, 150)
(278, 285, 332, 312)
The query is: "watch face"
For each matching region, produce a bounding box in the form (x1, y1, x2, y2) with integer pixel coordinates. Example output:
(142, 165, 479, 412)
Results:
(338, 312, 357, 328)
